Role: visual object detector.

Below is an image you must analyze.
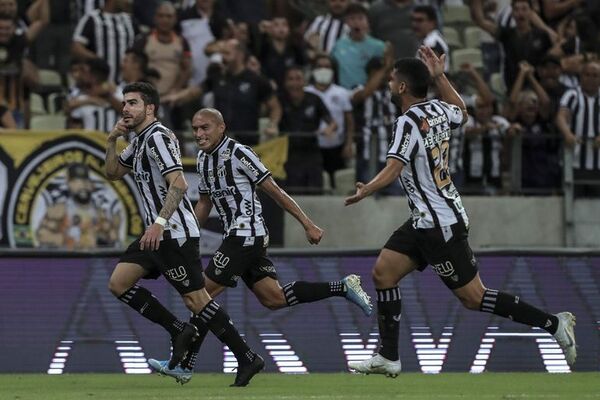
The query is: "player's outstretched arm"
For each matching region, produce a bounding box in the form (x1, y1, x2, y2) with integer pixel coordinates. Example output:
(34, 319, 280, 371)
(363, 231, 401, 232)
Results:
(105, 118, 131, 180)
(259, 177, 323, 245)
(344, 158, 403, 206)
(418, 46, 468, 124)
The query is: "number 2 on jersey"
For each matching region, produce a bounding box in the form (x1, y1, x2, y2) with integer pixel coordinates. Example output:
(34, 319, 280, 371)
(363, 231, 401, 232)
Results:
(430, 141, 451, 189)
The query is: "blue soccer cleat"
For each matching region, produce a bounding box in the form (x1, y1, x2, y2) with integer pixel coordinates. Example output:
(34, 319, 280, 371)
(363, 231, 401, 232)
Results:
(148, 358, 193, 385)
(342, 274, 373, 316)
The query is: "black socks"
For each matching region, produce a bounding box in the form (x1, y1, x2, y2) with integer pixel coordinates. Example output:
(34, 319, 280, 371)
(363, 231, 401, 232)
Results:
(376, 287, 402, 361)
(282, 281, 346, 306)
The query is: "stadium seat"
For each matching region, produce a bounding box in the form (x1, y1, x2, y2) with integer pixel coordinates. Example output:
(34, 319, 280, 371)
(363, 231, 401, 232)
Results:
(38, 69, 62, 87)
(29, 93, 47, 116)
(333, 168, 356, 196)
(30, 115, 66, 130)
(442, 26, 462, 49)
(322, 171, 332, 195)
(452, 48, 483, 71)
(463, 26, 483, 49)
(490, 72, 507, 96)
(442, 5, 472, 26)
(46, 92, 66, 115)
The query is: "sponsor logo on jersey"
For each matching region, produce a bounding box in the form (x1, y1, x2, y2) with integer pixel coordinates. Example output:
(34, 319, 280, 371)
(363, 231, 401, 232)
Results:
(240, 157, 260, 177)
(149, 146, 165, 170)
(212, 186, 237, 198)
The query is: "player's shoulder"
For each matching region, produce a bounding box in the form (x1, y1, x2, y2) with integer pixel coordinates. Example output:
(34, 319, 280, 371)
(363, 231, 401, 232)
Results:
(148, 123, 177, 141)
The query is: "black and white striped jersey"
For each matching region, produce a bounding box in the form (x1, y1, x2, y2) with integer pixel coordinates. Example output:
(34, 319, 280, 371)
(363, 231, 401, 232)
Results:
(73, 9, 136, 82)
(304, 13, 349, 53)
(353, 87, 397, 162)
(560, 87, 600, 170)
(196, 136, 271, 238)
(388, 99, 468, 229)
(118, 121, 200, 239)
(421, 30, 450, 72)
(76, 0, 104, 19)
(70, 103, 118, 133)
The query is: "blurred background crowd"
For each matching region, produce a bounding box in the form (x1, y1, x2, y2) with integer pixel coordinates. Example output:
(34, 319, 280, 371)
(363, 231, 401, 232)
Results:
(1, 0, 599, 196)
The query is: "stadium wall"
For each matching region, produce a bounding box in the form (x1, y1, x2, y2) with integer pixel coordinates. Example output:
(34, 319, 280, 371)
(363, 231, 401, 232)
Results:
(0, 251, 598, 374)
(284, 196, 600, 248)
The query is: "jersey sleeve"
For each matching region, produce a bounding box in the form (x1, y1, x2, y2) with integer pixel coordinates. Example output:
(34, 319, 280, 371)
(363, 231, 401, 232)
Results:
(73, 14, 94, 47)
(559, 89, 578, 111)
(196, 154, 210, 194)
(233, 145, 271, 185)
(439, 100, 465, 129)
(147, 132, 183, 176)
(118, 141, 135, 169)
(387, 116, 419, 165)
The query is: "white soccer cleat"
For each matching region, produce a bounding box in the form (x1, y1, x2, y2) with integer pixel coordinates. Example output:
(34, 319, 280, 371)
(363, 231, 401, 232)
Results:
(553, 312, 577, 366)
(348, 354, 401, 378)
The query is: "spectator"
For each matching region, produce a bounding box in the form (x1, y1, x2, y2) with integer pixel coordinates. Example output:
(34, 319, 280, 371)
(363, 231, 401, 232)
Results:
(0, 102, 16, 128)
(463, 97, 511, 192)
(539, 0, 585, 27)
(67, 58, 91, 99)
(72, 0, 137, 83)
(411, 5, 449, 72)
(76, 0, 104, 19)
(0, 13, 29, 127)
(134, 1, 191, 96)
(471, 0, 557, 88)
(1, 0, 48, 40)
(279, 65, 336, 194)
(536, 55, 567, 115)
(178, 0, 228, 85)
(513, 90, 561, 190)
(304, 0, 350, 54)
(305, 54, 354, 188)
(506, 60, 551, 121)
(218, 0, 268, 24)
(32, 0, 74, 78)
(351, 51, 397, 188)
(331, 3, 385, 89)
(118, 48, 158, 88)
(258, 16, 308, 90)
(556, 60, 600, 194)
(368, 0, 418, 59)
(66, 58, 121, 132)
(164, 39, 282, 145)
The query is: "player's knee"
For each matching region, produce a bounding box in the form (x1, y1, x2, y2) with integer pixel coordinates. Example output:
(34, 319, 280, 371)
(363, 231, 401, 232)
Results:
(372, 265, 389, 287)
(459, 294, 482, 311)
(259, 290, 286, 310)
(182, 294, 204, 314)
(108, 277, 127, 297)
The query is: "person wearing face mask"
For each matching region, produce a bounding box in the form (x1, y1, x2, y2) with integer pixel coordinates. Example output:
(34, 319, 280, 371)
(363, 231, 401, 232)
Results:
(305, 54, 354, 188)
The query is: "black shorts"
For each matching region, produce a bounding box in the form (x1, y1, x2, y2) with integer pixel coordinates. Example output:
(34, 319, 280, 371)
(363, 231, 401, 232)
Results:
(384, 219, 478, 289)
(119, 237, 205, 295)
(205, 235, 276, 288)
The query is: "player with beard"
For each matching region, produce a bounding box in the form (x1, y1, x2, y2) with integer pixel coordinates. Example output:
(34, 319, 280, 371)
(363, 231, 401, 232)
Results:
(345, 48, 576, 377)
(104, 82, 264, 387)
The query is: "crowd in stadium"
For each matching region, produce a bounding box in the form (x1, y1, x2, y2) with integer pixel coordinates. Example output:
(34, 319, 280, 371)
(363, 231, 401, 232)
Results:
(1, 0, 599, 195)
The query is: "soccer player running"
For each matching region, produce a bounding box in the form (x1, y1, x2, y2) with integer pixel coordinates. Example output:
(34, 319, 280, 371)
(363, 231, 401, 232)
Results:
(105, 83, 263, 387)
(148, 107, 373, 383)
(344, 47, 577, 377)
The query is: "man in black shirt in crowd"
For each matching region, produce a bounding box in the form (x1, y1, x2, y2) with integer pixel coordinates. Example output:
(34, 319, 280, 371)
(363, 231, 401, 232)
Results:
(279, 65, 336, 194)
(164, 38, 282, 145)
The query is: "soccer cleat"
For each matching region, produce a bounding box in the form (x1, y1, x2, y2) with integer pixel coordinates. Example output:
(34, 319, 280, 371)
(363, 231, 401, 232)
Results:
(348, 354, 401, 378)
(342, 274, 373, 316)
(168, 323, 199, 370)
(553, 312, 577, 366)
(148, 359, 193, 385)
(230, 354, 265, 387)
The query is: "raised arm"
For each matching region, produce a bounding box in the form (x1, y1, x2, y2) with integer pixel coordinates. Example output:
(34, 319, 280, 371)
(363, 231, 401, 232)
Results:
(469, 0, 498, 37)
(419, 46, 468, 123)
(105, 119, 132, 180)
(259, 177, 323, 244)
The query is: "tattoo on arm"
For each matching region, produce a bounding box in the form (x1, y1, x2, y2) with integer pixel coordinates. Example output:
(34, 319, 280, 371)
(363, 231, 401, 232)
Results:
(158, 174, 186, 221)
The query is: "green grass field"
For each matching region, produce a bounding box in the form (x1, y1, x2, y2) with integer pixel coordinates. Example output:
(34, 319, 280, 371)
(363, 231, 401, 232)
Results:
(1, 373, 599, 400)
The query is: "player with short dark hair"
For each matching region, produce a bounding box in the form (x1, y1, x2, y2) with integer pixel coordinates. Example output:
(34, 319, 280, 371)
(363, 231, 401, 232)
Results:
(147, 107, 373, 384)
(344, 47, 577, 377)
(104, 82, 264, 387)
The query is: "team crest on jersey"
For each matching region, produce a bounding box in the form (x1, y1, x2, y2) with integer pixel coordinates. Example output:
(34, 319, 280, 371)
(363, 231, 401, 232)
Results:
(221, 148, 231, 161)
(304, 105, 315, 118)
(419, 117, 430, 134)
(239, 82, 250, 93)
(217, 165, 226, 178)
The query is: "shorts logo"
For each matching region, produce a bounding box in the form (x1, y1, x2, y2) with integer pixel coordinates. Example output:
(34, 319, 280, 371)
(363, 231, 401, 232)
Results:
(165, 265, 188, 282)
(432, 261, 455, 277)
(259, 265, 276, 274)
(213, 251, 230, 275)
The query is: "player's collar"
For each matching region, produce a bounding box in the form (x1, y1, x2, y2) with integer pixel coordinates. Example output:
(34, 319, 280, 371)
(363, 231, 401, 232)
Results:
(136, 120, 160, 140)
(208, 135, 228, 155)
